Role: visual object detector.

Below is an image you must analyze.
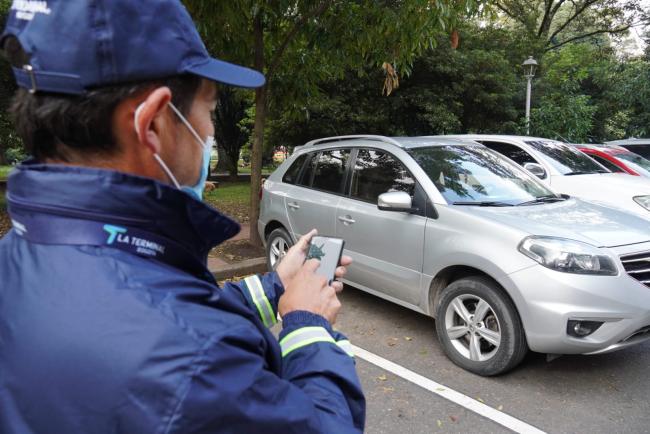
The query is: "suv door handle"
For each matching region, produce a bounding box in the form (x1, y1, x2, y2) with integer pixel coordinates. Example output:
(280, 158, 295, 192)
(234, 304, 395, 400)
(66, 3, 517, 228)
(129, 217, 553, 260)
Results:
(338, 215, 356, 225)
(288, 202, 300, 210)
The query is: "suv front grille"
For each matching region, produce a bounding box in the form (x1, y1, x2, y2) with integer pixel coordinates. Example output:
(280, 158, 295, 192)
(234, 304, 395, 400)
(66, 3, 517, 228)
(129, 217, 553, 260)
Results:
(620, 251, 650, 288)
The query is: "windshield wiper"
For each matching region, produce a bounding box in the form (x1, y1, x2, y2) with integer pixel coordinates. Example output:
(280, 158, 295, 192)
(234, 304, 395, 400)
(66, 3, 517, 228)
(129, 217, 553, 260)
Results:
(452, 201, 514, 207)
(564, 170, 606, 176)
(517, 195, 567, 206)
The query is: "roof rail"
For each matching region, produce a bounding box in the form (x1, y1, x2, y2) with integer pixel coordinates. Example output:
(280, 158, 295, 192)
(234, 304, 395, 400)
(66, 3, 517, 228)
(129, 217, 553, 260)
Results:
(303, 135, 403, 148)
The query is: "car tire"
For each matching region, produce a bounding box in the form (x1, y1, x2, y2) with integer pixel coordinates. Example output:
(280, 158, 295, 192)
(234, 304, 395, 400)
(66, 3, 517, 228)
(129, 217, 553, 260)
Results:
(266, 227, 293, 272)
(435, 276, 528, 376)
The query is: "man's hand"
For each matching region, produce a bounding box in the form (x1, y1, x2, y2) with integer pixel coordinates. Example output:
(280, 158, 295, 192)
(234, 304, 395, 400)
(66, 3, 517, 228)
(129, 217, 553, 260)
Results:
(276, 229, 351, 288)
(276, 229, 352, 324)
(278, 260, 342, 324)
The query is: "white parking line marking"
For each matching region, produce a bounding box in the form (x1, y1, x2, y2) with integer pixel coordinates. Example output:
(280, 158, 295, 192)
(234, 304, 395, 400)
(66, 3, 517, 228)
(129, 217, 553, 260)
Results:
(352, 345, 547, 434)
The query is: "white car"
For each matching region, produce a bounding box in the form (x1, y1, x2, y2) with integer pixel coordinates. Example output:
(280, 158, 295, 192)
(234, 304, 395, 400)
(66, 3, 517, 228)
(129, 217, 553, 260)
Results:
(437, 135, 650, 219)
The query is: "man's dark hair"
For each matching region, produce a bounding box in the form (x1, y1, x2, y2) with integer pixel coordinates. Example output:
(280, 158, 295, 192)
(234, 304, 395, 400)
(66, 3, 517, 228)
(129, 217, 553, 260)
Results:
(2, 36, 201, 161)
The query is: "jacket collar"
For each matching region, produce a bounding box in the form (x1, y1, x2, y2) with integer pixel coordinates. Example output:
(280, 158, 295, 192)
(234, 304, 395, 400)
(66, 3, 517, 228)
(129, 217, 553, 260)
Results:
(6, 161, 240, 259)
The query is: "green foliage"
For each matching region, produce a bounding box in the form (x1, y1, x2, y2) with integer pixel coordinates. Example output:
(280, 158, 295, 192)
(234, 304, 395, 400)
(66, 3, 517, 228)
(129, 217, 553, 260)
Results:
(214, 88, 254, 176)
(266, 24, 527, 147)
(609, 59, 650, 137)
(491, 0, 646, 51)
(0, 165, 13, 179)
(527, 94, 596, 142)
(0, 0, 22, 165)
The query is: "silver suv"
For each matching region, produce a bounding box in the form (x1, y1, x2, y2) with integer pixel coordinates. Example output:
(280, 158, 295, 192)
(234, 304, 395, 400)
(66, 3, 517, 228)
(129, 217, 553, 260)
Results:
(258, 135, 650, 375)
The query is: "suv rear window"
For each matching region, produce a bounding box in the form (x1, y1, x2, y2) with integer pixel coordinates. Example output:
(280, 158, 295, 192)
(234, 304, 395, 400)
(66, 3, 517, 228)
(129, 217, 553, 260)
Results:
(282, 154, 308, 184)
(297, 152, 319, 187)
(311, 149, 351, 193)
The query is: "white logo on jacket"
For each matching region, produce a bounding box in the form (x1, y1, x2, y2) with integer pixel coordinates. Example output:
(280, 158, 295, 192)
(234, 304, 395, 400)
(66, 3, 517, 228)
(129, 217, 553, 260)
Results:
(11, 0, 51, 21)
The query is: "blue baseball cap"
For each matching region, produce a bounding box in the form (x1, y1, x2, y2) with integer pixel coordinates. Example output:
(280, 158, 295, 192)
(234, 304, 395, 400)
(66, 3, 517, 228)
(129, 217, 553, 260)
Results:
(1, 0, 265, 95)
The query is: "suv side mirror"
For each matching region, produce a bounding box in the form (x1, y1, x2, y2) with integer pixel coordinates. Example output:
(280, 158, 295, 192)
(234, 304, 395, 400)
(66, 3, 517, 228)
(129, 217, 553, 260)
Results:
(377, 191, 415, 213)
(523, 162, 547, 179)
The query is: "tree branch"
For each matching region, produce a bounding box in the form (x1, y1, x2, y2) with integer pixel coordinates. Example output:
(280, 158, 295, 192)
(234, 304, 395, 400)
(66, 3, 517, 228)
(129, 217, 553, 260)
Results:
(547, 0, 599, 43)
(546, 25, 631, 50)
(494, 2, 522, 23)
(537, 0, 560, 38)
(267, 1, 332, 80)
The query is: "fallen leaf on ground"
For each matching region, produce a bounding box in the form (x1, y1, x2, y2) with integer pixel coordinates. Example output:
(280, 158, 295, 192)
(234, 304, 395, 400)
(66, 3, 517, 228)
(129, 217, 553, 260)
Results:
(449, 415, 458, 422)
(377, 375, 387, 381)
(437, 419, 443, 428)
(387, 337, 399, 347)
(497, 405, 504, 411)
(404, 336, 413, 341)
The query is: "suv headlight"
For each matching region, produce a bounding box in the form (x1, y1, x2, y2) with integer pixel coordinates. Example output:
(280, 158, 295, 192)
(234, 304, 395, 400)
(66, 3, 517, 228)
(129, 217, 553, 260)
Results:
(633, 195, 650, 211)
(518, 236, 617, 275)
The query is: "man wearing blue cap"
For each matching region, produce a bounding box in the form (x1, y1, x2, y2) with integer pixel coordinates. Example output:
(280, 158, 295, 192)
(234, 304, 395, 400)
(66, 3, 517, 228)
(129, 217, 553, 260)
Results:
(0, 1, 365, 433)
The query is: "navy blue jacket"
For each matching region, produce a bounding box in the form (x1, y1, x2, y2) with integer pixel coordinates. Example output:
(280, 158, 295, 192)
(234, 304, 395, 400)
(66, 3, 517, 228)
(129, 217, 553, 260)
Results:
(0, 163, 365, 433)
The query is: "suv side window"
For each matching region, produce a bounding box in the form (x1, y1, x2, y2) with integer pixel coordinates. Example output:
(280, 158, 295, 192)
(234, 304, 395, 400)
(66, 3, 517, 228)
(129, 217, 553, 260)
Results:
(282, 154, 308, 184)
(480, 141, 538, 166)
(311, 149, 351, 194)
(350, 149, 415, 203)
(297, 152, 319, 187)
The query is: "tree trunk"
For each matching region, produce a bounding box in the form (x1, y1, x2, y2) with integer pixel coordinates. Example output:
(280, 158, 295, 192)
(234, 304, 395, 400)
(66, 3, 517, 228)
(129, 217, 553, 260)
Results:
(249, 13, 265, 247)
(226, 150, 239, 181)
(215, 144, 229, 174)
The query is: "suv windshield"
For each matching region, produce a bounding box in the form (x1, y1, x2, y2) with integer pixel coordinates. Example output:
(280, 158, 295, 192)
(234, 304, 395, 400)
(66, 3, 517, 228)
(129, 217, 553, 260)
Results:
(409, 146, 555, 205)
(525, 140, 608, 175)
(613, 151, 650, 177)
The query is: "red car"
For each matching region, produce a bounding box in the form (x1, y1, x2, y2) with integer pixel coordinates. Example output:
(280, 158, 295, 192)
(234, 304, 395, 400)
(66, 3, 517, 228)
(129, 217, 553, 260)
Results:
(576, 144, 650, 177)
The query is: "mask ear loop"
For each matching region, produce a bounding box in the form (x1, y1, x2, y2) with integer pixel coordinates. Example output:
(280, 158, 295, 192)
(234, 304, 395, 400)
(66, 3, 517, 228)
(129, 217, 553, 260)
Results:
(168, 102, 207, 149)
(134, 103, 182, 189)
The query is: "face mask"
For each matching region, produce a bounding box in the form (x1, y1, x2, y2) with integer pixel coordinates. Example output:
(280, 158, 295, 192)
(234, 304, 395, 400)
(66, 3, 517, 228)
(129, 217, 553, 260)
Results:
(134, 102, 214, 200)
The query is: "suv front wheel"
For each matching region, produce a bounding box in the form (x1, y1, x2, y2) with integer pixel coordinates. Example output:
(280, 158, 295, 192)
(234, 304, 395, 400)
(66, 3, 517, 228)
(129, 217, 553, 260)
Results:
(435, 276, 528, 376)
(266, 227, 293, 271)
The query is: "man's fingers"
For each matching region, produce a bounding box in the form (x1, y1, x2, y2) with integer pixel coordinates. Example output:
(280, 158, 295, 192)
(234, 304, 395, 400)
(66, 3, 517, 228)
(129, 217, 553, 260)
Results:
(339, 255, 353, 267)
(303, 258, 321, 272)
(297, 229, 317, 250)
(334, 266, 347, 279)
(331, 281, 344, 293)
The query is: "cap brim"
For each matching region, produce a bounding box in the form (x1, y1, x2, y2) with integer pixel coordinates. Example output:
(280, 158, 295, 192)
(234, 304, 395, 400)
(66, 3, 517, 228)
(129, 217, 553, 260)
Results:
(185, 58, 265, 88)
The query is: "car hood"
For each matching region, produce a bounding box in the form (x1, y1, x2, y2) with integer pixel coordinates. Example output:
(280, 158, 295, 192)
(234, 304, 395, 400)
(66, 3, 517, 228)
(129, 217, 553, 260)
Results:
(549, 173, 650, 217)
(458, 198, 650, 248)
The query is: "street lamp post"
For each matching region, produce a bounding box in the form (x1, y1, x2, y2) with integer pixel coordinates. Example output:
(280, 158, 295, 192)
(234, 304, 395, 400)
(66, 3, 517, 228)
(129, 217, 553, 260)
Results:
(522, 56, 538, 135)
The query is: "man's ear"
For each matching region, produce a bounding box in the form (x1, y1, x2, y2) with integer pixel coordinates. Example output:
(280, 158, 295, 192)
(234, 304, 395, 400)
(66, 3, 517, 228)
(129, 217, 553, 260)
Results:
(134, 87, 173, 154)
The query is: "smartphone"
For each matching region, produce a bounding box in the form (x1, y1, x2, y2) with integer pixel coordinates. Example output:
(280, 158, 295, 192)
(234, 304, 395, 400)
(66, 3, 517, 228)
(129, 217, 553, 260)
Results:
(306, 236, 345, 283)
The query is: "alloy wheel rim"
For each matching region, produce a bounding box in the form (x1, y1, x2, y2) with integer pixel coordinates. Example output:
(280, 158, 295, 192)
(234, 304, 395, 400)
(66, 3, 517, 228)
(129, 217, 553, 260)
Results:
(269, 236, 289, 268)
(444, 294, 501, 362)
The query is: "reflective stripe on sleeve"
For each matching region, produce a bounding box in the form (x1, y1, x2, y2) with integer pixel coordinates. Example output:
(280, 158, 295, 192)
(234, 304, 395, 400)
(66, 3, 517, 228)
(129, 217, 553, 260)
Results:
(244, 276, 277, 328)
(336, 339, 354, 357)
(279, 326, 335, 357)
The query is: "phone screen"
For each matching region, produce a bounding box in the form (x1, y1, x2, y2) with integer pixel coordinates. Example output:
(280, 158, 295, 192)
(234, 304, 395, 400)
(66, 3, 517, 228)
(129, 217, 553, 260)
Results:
(306, 236, 345, 282)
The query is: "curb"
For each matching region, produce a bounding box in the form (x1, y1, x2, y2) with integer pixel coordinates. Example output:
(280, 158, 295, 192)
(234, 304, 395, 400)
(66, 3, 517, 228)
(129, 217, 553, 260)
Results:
(211, 257, 268, 280)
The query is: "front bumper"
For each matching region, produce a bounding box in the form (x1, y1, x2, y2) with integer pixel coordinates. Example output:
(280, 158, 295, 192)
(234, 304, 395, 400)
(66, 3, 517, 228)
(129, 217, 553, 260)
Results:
(505, 247, 650, 355)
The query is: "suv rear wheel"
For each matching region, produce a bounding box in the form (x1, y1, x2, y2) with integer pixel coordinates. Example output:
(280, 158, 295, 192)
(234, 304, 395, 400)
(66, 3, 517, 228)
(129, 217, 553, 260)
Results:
(435, 276, 527, 376)
(266, 228, 293, 271)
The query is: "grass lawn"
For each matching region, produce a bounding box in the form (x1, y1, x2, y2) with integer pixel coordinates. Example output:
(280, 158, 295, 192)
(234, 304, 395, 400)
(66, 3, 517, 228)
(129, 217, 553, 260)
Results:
(0, 165, 14, 180)
(204, 181, 251, 224)
(237, 166, 275, 176)
(205, 181, 250, 203)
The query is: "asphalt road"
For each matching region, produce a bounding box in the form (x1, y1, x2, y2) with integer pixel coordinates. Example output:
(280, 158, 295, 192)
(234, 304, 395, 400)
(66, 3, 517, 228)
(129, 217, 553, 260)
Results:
(335, 286, 650, 434)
